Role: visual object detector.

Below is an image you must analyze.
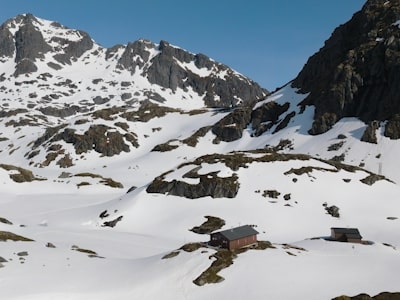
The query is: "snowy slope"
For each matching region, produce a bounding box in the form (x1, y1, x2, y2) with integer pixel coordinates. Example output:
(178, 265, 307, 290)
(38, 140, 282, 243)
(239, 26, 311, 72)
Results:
(1, 151, 400, 300)
(247, 85, 400, 184)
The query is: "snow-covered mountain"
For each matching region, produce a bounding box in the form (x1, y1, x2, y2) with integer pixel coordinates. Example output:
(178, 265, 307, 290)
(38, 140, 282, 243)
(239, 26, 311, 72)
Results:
(1, 1, 400, 299)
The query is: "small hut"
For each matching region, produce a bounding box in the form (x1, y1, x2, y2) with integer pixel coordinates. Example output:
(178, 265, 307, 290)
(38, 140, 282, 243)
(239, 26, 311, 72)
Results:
(330, 227, 362, 243)
(209, 225, 258, 250)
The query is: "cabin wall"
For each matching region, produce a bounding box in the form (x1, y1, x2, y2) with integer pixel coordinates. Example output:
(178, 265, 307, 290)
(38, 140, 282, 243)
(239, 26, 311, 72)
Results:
(210, 233, 229, 248)
(347, 238, 362, 244)
(228, 235, 257, 250)
(331, 229, 341, 240)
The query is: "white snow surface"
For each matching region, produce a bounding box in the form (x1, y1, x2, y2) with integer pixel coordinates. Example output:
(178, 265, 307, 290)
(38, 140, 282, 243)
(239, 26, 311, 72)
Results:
(1, 150, 400, 300)
(1, 82, 400, 299)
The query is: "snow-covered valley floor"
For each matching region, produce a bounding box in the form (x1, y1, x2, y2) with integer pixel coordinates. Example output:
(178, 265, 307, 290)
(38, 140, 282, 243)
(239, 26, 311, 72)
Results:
(1, 152, 400, 300)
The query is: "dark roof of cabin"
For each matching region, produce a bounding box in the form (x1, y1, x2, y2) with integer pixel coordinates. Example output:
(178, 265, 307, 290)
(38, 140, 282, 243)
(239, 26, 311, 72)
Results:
(331, 227, 360, 234)
(331, 227, 362, 239)
(213, 225, 259, 241)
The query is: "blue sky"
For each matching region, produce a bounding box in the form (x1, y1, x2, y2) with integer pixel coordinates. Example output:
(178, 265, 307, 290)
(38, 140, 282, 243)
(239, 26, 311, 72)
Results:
(0, 0, 365, 90)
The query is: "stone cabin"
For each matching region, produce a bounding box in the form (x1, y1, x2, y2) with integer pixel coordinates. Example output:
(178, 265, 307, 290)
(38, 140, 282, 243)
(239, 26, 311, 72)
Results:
(209, 225, 259, 250)
(330, 227, 362, 243)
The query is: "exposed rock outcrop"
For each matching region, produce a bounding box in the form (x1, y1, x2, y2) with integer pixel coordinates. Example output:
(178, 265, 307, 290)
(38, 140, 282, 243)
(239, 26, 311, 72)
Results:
(14, 14, 51, 63)
(251, 102, 290, 136)
(39, 105, 81, 118)
(361, 121, 380, 143)
(117, 39, 152, 72)
(292, 0, 400, 136)
(384, 114, 400, 139)
(146, 172, 239, 199)
(0, 23, 14, 58)
(333, 292, 400, 300)
(33, 124, 137, 158)
(144, 40, 266, 108)
(52, 29, 93, 65)
(212, 107, 253, 142)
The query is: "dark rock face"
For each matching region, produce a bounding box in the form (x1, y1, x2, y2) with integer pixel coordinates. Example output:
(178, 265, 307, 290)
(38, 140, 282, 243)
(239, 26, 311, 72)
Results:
(39, 105, 81, 118)
(0, 14, 266, 114)
(147, 172, 239, 199)
(5, 14, 93, 70)
(361, 121, 380, 143)
(273, 111, 296, 133)
(0, 24, 15, 58)
(360, 173, 386, 185)
(9, 15, 52, 76)
(325, 205, 340, 218)
(117, 39, 152, 72)
(102, 216, 123, 228)
(333, 292, 400, 300)
(14, 59, 38, 76)
(14, 15, 51, 64)
(105, 44, 124, 60)
(292, 0, 400, 136)
(143, 40, 266, 108)
(212, 107, 252, 142)
(52, 30, 93, 65)
(251, 102, 290, 135)
(146, 40, 196, 90)
(384, 114, 400, 139)
(33, 124, 137, 159)
(54, 125, 133, 156)
(190, 216, 225, 234)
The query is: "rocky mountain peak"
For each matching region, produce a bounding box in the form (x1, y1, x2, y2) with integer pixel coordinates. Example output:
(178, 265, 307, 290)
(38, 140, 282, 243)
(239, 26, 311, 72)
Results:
(0, 14, 266, 107)
(0, 14, 94, 76)
(292, 0, 400, 137)
(0, 14, 268, 171)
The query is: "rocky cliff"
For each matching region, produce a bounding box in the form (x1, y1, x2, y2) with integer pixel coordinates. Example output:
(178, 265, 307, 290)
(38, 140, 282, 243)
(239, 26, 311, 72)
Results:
(292, 0, 400, 137)
(0, 14, 266, 109)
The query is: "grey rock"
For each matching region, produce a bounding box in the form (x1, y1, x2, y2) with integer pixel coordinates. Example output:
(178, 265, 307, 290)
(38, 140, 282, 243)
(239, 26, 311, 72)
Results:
(47, 62, 62, 70)
(14, 15, 51, 63)
(194, 53, 214, 69)
(105, 44, 124, 60)
(263, 190, 281, 199)
(53, 125, 132, 156)
(39, 105, 81, 117)
(273, 111, 296, 134)
(251, 101, 290, 136)
(126, 186, 137, 194)
(384, 114, 400, 139)
(99, 210, 109, 219)
(292, 1, 400, 135)
(325, 205, 340, 218)
(14, 59, 38, 77)
(52, 31, 93, 65)
(360, 174, 386, 185)
(212, 107, 252, 142)
(0, 23, 15, 58)
(361, 121, 380, 143)
(102, 216, 123, 228)
(46, 242, 56, 248)
(145, 40, 266, 108)
(309, 113, 338, 135)
(121, 93, 132, 101)
(143, 91, 166, 103)
(117, 40, 153, 72)
(147, 173, 239, 199)
(0, 217, 12, 225)
(93, 96, 110, 105)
